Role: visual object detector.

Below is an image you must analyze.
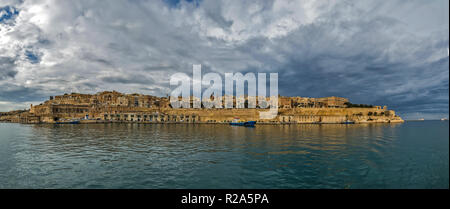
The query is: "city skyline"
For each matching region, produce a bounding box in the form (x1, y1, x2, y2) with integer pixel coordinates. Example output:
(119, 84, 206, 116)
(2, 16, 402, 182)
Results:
(0, 0, 449, 120)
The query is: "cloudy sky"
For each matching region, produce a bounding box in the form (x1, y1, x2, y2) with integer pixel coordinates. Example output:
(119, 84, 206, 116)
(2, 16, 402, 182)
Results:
(0, 0, 448, 119)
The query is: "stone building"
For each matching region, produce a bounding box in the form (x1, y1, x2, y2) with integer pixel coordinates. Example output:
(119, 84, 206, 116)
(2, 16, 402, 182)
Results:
(1, 91, 403, 124)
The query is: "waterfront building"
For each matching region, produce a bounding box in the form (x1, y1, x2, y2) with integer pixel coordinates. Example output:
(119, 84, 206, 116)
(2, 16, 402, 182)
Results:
(0, 91, 403, 124)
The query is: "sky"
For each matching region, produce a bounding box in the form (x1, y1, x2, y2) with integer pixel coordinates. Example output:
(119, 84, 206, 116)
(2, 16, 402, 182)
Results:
(0, 0, 448, 119)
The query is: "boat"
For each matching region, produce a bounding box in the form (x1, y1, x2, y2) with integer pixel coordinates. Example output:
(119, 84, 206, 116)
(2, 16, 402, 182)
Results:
(229, 118, 256, 127)
(441, 118, 449, 121)
(341, 120, 355, 124)
(55, 119, 80, 124)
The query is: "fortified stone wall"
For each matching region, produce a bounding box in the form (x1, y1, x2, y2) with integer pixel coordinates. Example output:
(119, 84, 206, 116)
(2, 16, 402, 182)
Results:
(0, 91, 404, 124)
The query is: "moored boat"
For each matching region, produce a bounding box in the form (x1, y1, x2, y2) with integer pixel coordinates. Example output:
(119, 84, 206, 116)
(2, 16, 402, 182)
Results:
(230, 118, 256, 127)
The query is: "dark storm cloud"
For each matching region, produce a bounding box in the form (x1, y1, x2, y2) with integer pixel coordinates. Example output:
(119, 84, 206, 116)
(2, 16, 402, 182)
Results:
(232, 3, 449, 119)
(100, 74, 155, 85)
(0, 84, 46, 102)
(0, 57, 18, 80)
(80, 52, 114, 67)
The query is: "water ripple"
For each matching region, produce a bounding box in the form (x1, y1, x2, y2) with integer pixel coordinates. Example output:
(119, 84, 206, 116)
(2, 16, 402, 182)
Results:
(0, 122, 448, 189)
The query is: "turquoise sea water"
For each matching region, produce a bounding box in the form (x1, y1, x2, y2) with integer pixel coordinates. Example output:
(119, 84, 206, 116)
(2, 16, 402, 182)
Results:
(0, 121, 448, 189)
